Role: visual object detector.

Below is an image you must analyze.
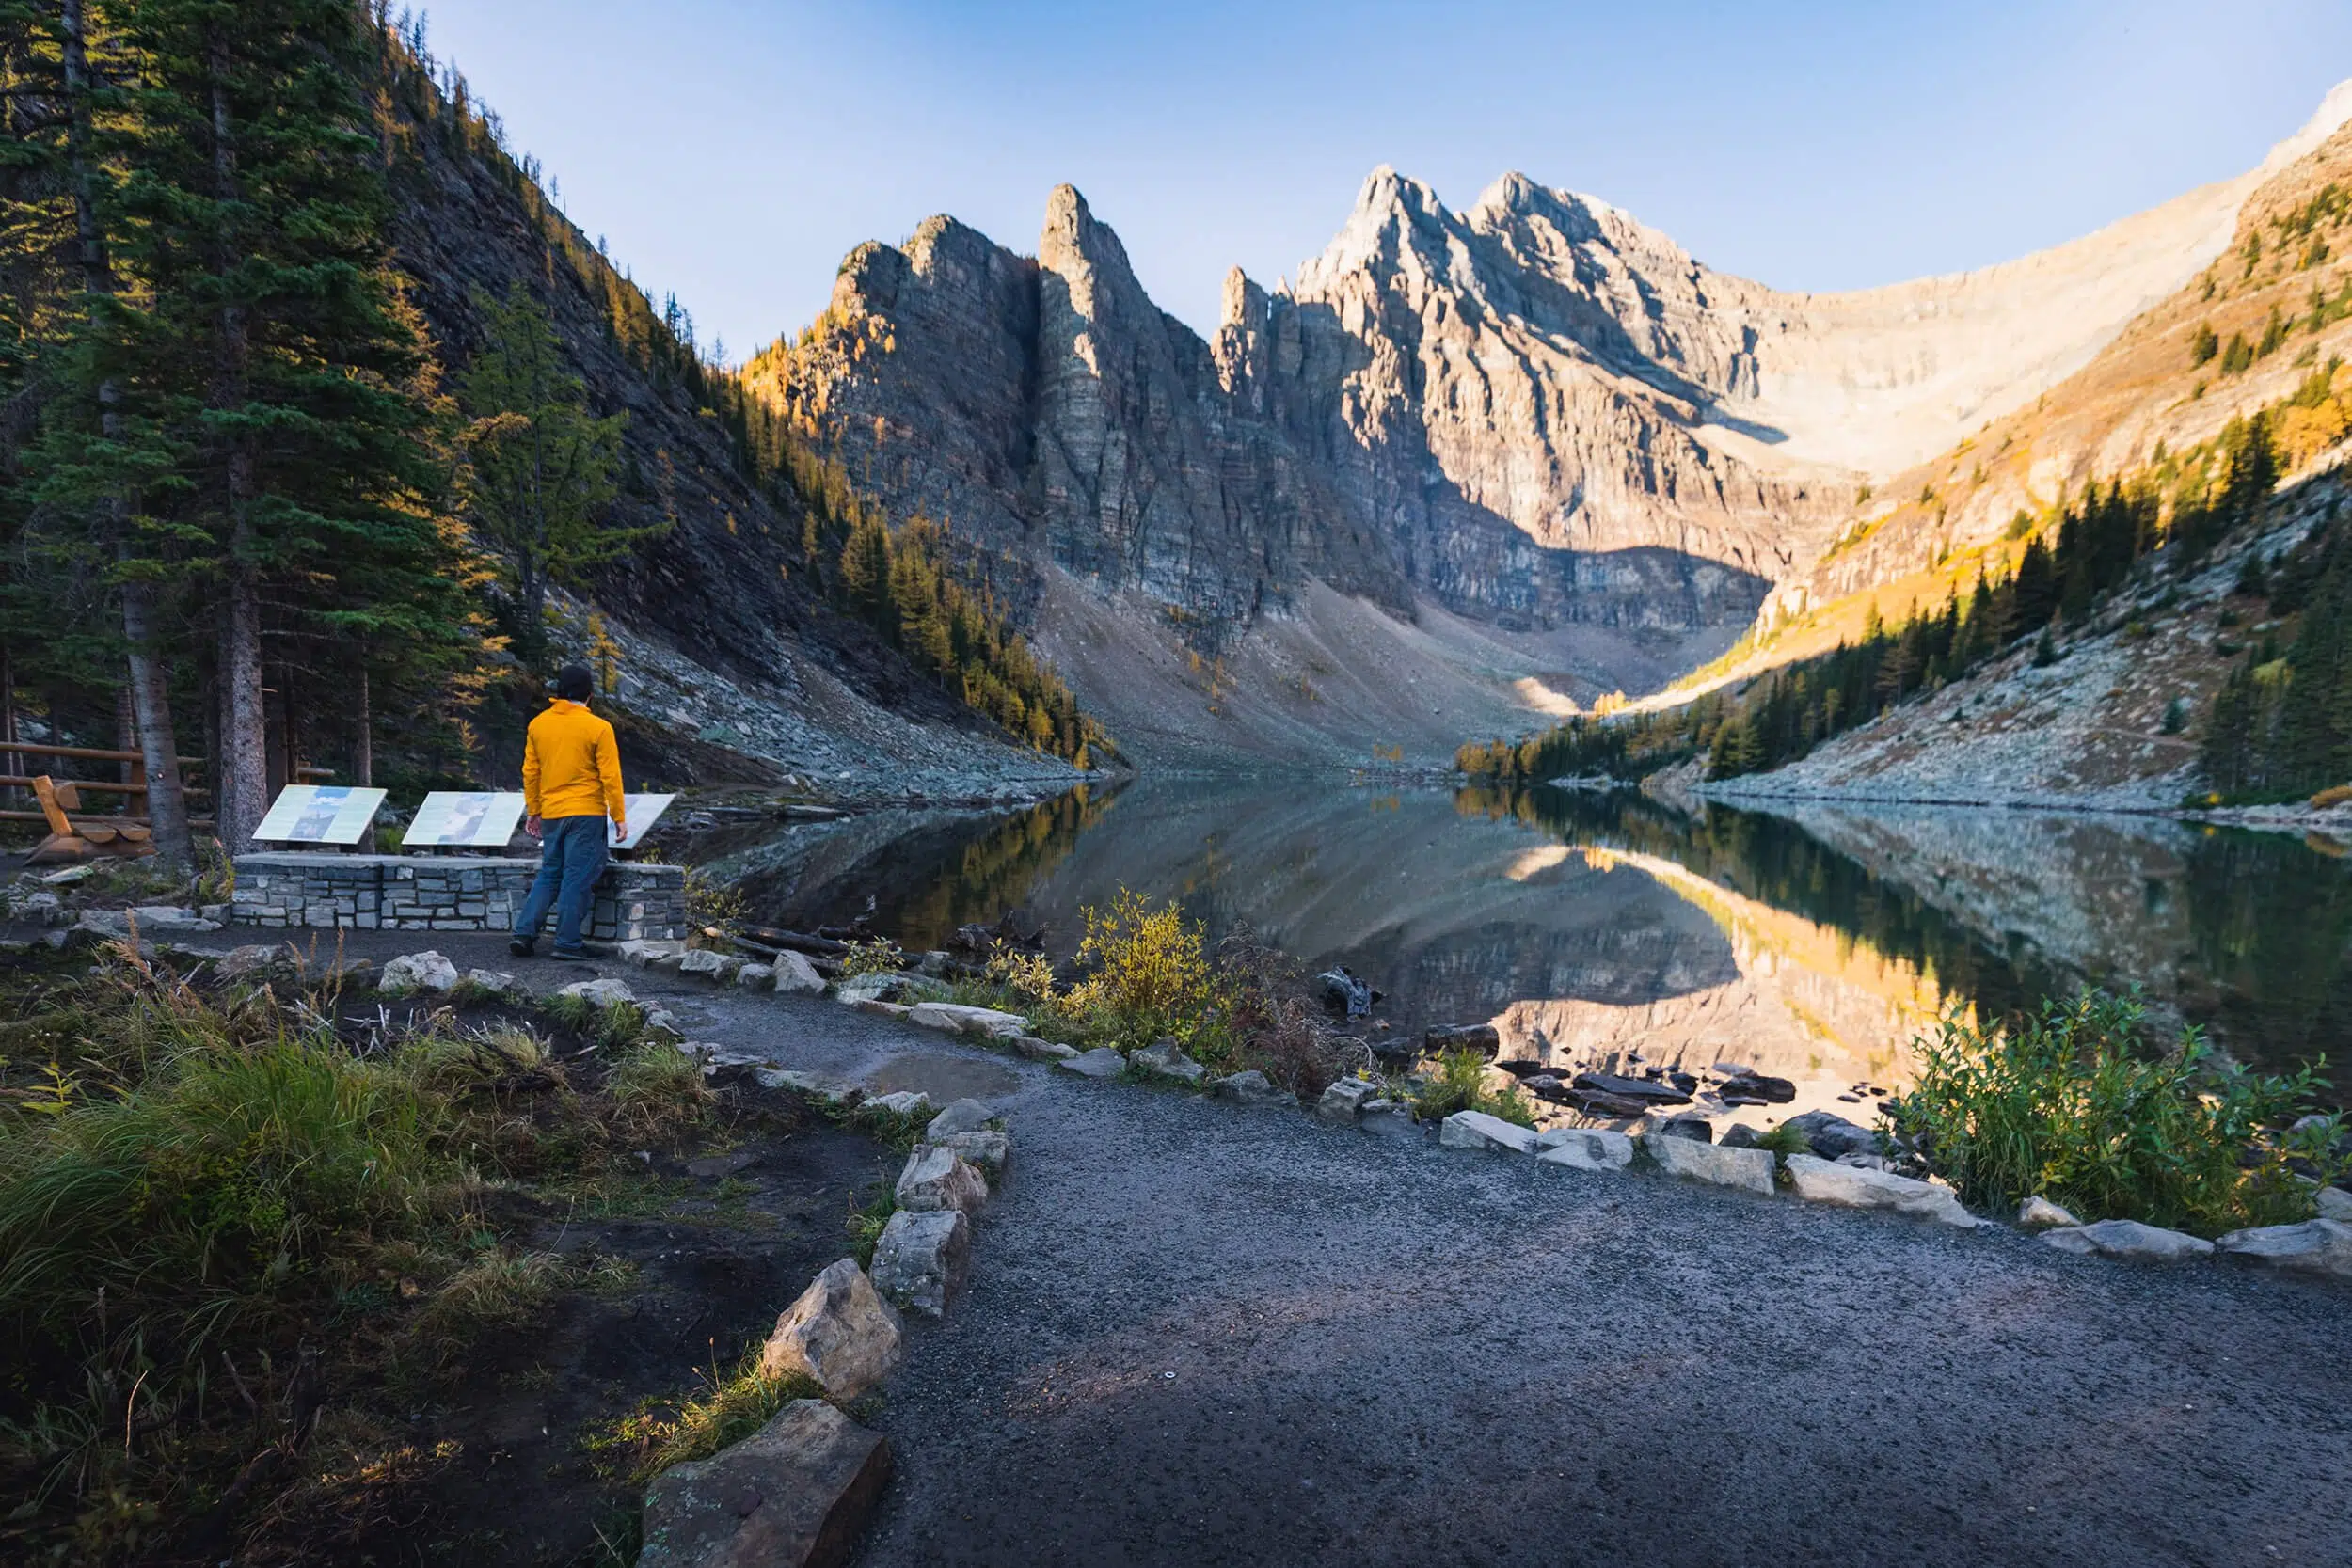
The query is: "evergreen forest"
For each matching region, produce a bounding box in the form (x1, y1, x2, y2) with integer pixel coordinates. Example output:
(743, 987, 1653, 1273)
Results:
(1460, 362, 2352, 802)
(0, 0, 1102, 875)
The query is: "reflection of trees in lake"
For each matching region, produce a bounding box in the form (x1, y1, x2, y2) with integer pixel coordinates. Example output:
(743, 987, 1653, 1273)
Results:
(1484, 784, 2348, 1088)
(1474, 784, 2078, 1032)
(728, 785, 1118, 946)
(2180, 830, 2352, 1085)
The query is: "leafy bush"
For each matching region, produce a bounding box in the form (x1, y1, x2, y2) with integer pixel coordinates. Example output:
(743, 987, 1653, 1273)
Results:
(1066, 888, 1211, 1040)
(839, 937, 907, 977)
(1411, 1048, 1536, 1128)
(681, 865, 746, 931)
(1891, 990, 2344, 1234)
(952, 901, 1361, 1092)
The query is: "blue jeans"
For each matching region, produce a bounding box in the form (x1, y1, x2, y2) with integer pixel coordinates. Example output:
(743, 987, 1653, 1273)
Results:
(514, 815, 610, 951)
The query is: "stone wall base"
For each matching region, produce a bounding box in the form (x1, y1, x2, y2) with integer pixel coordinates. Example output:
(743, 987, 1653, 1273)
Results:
(231, 852, 686, 942)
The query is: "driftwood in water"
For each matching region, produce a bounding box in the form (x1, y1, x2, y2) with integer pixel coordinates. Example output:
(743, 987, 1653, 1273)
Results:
(737, 924, 849, 958)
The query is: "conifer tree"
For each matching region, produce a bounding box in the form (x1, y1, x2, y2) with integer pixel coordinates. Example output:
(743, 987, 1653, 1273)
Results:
(89, 0, 468, 848)
(458, 282, 638, 657)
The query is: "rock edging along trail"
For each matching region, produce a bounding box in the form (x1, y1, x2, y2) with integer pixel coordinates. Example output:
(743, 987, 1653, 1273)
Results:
(625, 1058, 1019, 1568)
(607, 939, 2352, 1290)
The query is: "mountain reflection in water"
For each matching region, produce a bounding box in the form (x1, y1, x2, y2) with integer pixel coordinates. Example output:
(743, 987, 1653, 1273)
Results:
(691, 777, 2348, 1106)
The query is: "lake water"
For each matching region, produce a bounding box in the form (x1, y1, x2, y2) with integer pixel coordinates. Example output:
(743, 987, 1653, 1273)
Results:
(685, 777, 2351, 1121)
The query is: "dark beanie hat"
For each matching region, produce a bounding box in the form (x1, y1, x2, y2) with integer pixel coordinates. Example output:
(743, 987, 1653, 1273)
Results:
(553, 664, 594, 701)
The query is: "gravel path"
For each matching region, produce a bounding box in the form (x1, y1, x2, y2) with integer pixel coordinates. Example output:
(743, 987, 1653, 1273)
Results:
(35, 930, 2352, 1565)
(585, 959, 2350, 1568)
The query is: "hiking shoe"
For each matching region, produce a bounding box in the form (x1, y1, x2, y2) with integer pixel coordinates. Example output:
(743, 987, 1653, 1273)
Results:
(509, 936, 535, 958)
(550, 946, 589, 962)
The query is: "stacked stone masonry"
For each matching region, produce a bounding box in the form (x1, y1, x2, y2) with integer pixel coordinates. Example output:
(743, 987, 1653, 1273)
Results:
(230, 853, 685, 941)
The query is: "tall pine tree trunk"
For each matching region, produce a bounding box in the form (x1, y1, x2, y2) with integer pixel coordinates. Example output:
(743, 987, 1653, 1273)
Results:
(216, 504, 268, 849)
(354, 658, 373, 786)
(210, 49, 268, 851)
(63, 0, 194, 868)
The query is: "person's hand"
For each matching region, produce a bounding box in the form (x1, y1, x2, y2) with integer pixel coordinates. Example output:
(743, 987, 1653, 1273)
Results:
(524, 815, 543, 839)
(612, 818, 628, 844)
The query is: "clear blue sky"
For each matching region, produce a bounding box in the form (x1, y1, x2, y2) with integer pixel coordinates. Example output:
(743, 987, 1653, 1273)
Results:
(412, 0, 2352, 362)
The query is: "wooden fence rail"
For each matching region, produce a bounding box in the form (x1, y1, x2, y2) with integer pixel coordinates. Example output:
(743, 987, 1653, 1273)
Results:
(0, 741, 205, 766)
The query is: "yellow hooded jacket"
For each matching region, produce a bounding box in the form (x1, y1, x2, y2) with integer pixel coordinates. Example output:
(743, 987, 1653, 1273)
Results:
(522, 700, 626, 830)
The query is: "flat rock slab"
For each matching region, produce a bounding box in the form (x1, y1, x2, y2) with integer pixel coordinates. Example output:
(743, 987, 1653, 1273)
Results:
(1573, 1071, 1691, 1106)
(1645, 1132, 1776, 1196)
(638, 1399, 891, 1568)
(1012, 1036, 1079, 1061)
(558, 976, 636, 1007)
(1209, 1069, 1295, 1108)
(927, 1098, 998, 1138)
(1130, 1038, 1207, 1085)
(895, 1145, 988, 1215)
(2217, 1217, 2352, 1278)
(1785, 1154, 1979, 1227)
(1536, 1128, 1635, 1171)
(1439, 1110, 1540, 1154)
(679, 949, 745, 981)
(1056, 1047, 1127, 1080)
(2041, 1219, 2215, 1262)
(925, 1129, 1010, 1180)
(907, 1002, 1029, 1039)
(1314, 1079, 1375, 1126)
(759, 1259, 902, 1399)
(871, 1208, 971, 1317)
(866, 1090, 931, 1117)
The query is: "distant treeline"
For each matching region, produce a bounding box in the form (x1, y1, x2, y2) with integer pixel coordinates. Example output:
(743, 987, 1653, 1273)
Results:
(1462, 370, 2345, 794)
(749, 432, 1110, 767)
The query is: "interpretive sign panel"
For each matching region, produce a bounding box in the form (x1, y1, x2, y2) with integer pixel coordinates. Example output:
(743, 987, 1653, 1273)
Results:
(612, 793, 676, 851)
(254, 784, 386, 846)
(404, 791, 528, 849)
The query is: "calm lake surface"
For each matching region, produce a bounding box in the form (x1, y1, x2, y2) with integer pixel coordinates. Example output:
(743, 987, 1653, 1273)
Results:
(688, 778, 2351, 1117)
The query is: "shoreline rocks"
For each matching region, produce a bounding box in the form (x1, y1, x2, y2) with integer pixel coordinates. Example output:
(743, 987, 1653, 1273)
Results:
(1536, 1128, 1635, 1172)
(1784, 1154, 1979, 1227)
(1438, 1110, 1541, 1155)
(2217, 1217, 2352, 1278)
(2041, 1219, 2214, 1262)
(1644, 1132, 1775, 1196)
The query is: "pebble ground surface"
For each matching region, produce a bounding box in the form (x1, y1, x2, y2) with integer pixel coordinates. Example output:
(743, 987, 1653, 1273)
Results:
(30, 927, 2352, 1566)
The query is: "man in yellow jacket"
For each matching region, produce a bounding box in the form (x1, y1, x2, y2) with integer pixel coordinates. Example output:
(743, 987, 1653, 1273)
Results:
(510, 664, 628, 960)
